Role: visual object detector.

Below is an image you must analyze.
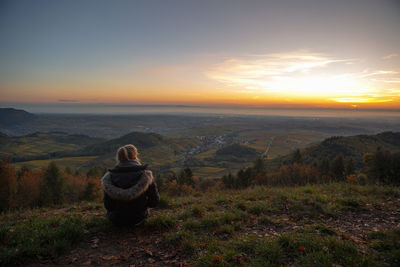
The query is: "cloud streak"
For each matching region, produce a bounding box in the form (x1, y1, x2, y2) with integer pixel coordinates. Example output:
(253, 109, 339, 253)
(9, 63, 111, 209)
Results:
(58, 99, 80, 103)
(205, 51, 400, 104)
(382, 53, 400, 60)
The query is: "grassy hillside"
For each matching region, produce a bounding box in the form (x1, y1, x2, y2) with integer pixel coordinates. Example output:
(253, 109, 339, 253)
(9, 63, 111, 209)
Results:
(1, 183, 399, 266)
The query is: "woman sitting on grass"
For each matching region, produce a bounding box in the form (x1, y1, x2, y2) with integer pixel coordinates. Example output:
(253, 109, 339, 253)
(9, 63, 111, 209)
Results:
(101, 144, 159, 227)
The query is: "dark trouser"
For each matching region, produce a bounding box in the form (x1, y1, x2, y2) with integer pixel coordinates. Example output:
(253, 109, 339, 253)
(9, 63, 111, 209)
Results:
(107, 209, 149, 227)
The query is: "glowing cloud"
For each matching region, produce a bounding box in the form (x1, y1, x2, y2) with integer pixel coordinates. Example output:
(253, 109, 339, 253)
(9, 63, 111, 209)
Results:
(205, 51, 400, 105)
(382, 53, 400, 60)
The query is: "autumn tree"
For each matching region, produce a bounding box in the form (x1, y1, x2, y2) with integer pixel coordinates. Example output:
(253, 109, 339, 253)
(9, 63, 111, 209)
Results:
(331, 154, 345, 181)
(278, 164, 306, 186)
(166, 171, 177, 182)
(15, 168, 42, 208)
(345, 157, 355, 176)
(86, 165, 102, 178)
(81, 178, 101, 201)
(65, 173, 86, 202)
(292, 149, 303, 164)
(17, 165, 32, 180)
(222, 172, 235, 189)
(253, 172, 268, 185)
(39, 162, 66, 205)
(236, 167, 254, 188)
(64, 166, 72, 175)
(318, 157, 330, 176)
(177, 167, 195, 187)
(253, 157, 267, 175)
(198, 178, 216, 191)
(276, 163, 321, 186)
(0, 158, 17, 211)
(363, 148, 399, 184)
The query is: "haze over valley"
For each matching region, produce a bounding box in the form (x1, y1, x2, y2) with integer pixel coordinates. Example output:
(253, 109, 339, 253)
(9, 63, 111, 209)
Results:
(1, 107, 399, 180)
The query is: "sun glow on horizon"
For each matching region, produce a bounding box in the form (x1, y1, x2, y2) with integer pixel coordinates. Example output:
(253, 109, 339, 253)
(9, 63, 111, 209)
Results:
(205, 51, 400, 107)
(1, 50, 399, 109)
(331, 98, 393, 103)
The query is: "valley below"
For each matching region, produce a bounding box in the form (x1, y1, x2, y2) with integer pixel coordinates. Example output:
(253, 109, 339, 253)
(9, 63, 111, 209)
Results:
(2, 108, 400, 180)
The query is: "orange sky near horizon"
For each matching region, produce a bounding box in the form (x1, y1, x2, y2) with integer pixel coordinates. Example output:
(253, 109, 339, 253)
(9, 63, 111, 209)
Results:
(2, 90, 399, 109)
(1, 1, 399, 110)
(2, 51, 399, 109)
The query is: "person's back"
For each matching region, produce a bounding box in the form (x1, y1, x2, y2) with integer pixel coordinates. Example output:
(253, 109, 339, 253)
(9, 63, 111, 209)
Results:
(101, 144, 159, 227)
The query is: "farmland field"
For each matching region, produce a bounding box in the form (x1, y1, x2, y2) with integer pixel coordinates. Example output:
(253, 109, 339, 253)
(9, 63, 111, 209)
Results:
(14, 156, 97, 171)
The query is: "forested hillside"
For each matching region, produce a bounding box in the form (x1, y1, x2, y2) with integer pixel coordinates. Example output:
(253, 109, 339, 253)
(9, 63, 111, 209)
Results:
(274, 131, 400, 169)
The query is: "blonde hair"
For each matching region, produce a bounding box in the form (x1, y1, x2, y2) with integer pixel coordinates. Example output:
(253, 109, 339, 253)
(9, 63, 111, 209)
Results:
(116, 144, 140, 163)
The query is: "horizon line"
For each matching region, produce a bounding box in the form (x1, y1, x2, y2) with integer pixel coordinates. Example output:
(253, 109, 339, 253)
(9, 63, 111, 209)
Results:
(1, 102, 400, 112)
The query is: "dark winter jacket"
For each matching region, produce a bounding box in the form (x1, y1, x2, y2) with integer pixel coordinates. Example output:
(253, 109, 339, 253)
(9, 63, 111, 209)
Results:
(101, 161, 159, 227)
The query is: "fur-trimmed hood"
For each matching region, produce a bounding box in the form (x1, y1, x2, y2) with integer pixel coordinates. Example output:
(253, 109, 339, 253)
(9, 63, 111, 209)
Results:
(101, 170, 154, 201)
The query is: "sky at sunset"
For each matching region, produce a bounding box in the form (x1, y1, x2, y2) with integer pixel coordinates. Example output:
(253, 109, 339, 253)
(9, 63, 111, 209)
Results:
(1, 0, 400, 109)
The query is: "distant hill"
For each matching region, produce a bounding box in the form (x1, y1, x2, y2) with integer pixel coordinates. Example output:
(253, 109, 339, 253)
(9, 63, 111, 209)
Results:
(83, 132, 198, 170)
(24, 132, 106, 146)
(79, 131, 164, 156)
(277, 131, 400, 168)
(0, 108, 37, 126)
(9, 129, 201, 173)
(0, 132, 106, 161)
(34, 131, 167, 160)
(215, 144, 258, 162)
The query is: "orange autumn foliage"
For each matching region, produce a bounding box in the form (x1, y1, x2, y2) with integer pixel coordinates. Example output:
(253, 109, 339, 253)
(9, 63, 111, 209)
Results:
(15, 170, 43, 208)
(346, 174, 358, 183)
(65, 173, 87, 202)
(0, 159, 104, 211)
(83, 177, 103, 202)
(0, 158, 17, 211)
(165, 179, 194, 196)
